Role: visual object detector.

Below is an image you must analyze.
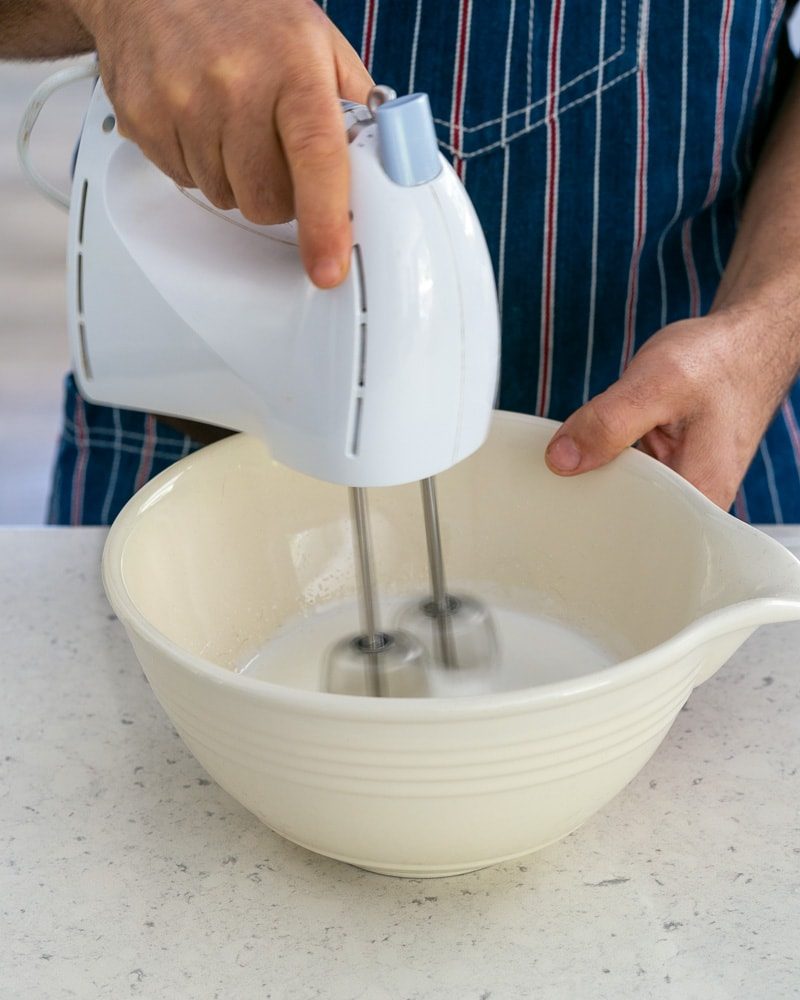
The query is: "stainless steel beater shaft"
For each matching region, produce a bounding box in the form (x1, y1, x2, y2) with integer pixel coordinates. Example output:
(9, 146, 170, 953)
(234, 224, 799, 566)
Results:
(420, 477, 457, 669)
(349, 487, 383, 696)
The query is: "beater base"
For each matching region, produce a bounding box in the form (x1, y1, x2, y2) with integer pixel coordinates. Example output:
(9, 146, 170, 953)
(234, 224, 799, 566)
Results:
(324, 630, 430, 697)
(396, 592, 499, 674)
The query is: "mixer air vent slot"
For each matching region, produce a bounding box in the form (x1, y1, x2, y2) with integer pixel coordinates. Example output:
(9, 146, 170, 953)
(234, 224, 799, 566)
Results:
(78, 321, 93, 380)
(77, 179, 88, 244)
(358, 321, 367, 388)
(347, 243, 368, 457)
(74, 179, 93, 381)
(354, 242, 367, 313)
(76, 252, 84, 314)
(350, 396, 364, 456)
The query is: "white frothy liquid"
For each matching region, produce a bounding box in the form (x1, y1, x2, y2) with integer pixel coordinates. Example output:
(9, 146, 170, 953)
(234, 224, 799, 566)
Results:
(235, 593, 617, 696)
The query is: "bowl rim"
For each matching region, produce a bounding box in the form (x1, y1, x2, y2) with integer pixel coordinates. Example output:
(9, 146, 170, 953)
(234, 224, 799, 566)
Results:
(102, 411, 800, 722)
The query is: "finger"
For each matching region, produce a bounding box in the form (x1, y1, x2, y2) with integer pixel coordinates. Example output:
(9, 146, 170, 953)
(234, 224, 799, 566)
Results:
(330, 24, 374, 102)
(275, 67, 351, 288)
(169, 127, 194, 188)
(156, 70, 236, 208)
(337, 58, 375, 105)
(127, 125, 194, 189)
(546, 375, 675, 476)
(176, 123, 235, 209)
(221, 116, 294, 224)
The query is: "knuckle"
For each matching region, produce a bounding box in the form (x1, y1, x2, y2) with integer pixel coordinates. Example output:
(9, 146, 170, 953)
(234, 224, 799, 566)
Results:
(114, 102, 144, 138)
(114, 90, 156, 143)
(147, 66, 195, 115)
(206, 53, 253, 109)
(173, 169, 195, 188)
(280, 30, 332, 84)
(237, 189, 294, 225)
(284, 121, 342, 163)
(203, 184, 236, 211)
(588, 394, 630, 444)
(163, 78, 195, 116)
(617, 382, 651, 417)
(155, 66, 229, 122)
(158, 160, 194, 188)
(658, 342, 703, 391)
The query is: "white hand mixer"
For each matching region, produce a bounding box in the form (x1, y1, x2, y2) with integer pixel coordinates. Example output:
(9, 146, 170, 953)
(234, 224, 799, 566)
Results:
(19, 64, 501, 696)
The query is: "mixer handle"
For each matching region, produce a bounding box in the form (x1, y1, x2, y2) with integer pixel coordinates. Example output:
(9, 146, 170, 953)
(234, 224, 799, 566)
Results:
(21, 67, 370, 212)
(17, 55, 99, 211)
(20, 70, 436, 211)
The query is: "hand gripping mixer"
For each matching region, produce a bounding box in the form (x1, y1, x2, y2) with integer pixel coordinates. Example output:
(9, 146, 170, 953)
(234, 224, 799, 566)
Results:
(23, 70, 501, 696)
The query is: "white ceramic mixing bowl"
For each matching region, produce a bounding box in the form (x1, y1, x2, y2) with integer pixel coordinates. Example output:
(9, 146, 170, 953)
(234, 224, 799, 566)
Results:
(103, 413, 800, 877)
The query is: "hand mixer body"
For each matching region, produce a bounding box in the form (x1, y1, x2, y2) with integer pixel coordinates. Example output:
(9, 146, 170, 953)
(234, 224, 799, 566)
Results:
(67, 83, 500, 487)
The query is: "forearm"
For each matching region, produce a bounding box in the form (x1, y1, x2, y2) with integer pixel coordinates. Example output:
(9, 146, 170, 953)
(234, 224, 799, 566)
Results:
(713, 65, 800, 393)
(0, 0, 93, 59)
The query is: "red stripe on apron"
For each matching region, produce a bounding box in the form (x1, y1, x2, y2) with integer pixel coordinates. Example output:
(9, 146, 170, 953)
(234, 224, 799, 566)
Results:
(361, 0, 379, 76)
(705, 0, 735, 208)
(450, 0, 473, 179)
(536, 0, 564, 415)
(681, 0, 733, 317)
(622, 24, 650, 372)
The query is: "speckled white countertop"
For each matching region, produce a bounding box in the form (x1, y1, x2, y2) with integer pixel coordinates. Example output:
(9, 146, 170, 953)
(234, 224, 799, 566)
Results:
(1, 527, 799, 1000)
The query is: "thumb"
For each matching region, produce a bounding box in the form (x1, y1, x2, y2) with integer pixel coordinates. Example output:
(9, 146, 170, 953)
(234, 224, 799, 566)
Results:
(545, 377, 669, 476)
(333, 37, 375, 104)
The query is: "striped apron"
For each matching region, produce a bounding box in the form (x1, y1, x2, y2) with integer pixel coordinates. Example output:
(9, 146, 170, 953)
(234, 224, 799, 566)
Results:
(50, 0, 800, 524)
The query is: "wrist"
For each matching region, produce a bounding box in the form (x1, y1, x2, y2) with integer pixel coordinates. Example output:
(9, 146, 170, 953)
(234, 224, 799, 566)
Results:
(712, 243, 800, 341)
(65, 0, 103, 35)
(708, 296, 800, 403)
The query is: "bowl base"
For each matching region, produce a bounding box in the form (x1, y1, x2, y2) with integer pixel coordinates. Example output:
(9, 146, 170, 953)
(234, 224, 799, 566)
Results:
(268, 823, 582, 879)
(357, 863, 492, 879)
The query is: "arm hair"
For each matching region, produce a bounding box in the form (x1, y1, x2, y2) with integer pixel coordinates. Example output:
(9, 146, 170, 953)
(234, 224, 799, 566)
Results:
(0, 1, 93, 59)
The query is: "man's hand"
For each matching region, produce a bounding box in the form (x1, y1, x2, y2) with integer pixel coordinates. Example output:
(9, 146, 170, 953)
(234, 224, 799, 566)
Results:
(547, 58, 800, 512)
(545, 309, 799, 511)
(69, 0, 373, 287)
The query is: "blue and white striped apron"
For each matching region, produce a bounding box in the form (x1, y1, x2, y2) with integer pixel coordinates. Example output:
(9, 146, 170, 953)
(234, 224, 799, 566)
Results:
(50, 0, 800, 524)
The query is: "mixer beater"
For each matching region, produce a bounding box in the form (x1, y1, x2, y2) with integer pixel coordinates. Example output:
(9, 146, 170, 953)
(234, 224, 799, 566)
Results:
(325, 478, 499, 697)
(398, 478, 499, 673)
(325, 487, 428, 697)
